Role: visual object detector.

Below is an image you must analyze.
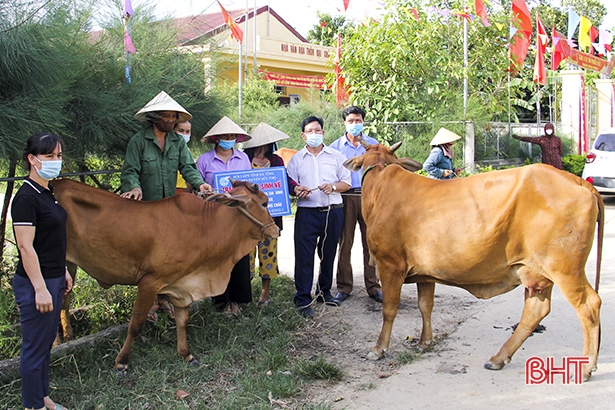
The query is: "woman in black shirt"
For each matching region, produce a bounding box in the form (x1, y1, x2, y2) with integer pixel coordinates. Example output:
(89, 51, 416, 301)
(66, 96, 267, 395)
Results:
(12, 132, 72, 410)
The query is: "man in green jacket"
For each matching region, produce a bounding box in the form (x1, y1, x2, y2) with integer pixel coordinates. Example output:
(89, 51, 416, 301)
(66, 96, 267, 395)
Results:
(121, 91, 212, 200)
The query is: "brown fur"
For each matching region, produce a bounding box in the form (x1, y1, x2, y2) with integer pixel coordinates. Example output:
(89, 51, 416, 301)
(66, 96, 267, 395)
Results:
(344, 143, 603, 381)
(51, 179, 279, 371)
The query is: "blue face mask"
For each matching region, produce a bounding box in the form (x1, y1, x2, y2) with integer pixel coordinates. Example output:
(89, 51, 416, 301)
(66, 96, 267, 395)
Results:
(305, 133, 324, 148)
(34, 157, 62, 180)
(218, 139, 237, 150)
(345, 123, 364, 136)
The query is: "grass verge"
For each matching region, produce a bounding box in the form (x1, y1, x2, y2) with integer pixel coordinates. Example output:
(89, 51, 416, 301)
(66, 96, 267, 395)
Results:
(0, 275, 343, 409)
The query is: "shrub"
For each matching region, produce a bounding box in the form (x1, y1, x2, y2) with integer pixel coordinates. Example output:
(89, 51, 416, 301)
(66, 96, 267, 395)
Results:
(562, 154, 586, 176)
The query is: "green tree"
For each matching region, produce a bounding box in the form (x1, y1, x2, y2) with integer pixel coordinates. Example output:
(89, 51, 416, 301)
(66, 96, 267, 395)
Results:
(339, 0, 511, 142)
(0, 0, 226, 258)
(561, 0, 608, 26)
(307, 12, 354, 46)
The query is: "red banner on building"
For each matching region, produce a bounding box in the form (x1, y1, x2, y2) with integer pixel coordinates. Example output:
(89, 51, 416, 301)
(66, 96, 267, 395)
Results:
(261, 71, 327, 89)
(567, 49, 614, 76)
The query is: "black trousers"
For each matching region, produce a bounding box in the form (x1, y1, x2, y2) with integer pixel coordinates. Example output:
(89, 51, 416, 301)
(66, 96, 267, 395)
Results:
(213, 254, 252, 307)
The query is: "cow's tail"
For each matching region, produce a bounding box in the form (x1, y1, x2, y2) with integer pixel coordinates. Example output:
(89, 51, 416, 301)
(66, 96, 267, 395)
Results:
(594, 191, 604, 293)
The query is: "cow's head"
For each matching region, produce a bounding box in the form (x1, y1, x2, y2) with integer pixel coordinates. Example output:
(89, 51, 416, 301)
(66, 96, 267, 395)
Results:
(344, 141, 422, 173)
(207, 180, 280, 239)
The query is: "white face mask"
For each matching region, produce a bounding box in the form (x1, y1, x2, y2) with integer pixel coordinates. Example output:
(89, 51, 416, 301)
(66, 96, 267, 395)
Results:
(179, 133, 190, 143)
(545, 129, 553, 135)
(33, 157, 62, 180)
(305, 133, 324, 148)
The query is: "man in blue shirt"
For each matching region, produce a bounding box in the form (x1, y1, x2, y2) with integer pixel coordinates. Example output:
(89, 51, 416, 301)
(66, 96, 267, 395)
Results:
(329, 106, 383, 304)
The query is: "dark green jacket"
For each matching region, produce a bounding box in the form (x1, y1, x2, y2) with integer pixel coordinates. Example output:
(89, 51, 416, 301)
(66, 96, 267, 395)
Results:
(121, 127, 204, 201)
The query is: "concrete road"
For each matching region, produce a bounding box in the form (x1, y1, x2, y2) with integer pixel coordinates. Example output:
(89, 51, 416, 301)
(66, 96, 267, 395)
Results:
(277, 195, 615, 409)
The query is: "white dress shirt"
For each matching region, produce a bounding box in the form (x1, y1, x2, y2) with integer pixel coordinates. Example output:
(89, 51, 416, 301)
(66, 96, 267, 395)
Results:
(287, 145, 351, 208)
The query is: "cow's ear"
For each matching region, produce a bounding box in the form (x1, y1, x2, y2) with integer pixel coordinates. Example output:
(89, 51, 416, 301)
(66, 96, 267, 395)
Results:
(344, 157, 362, 172)
(397, 158, 423, 172)
(207, 193, 250, 208)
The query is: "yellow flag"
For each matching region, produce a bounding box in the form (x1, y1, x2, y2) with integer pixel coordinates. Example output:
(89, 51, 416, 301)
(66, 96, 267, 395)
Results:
(579, 15, 592, 51)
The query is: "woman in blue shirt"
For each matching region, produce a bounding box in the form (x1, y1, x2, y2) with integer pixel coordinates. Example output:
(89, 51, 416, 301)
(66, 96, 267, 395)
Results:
(423, 127, 462, 180)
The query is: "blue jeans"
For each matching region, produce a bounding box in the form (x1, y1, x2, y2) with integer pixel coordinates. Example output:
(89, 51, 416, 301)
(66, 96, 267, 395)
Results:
(293, 207, 343, 307)
(13, 274, 65, 409)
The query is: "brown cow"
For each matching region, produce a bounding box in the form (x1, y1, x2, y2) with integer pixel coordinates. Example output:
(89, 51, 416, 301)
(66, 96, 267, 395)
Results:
(344, 142, 604, 381)
(274, 147, 298, 166)
(51, 179, 279, 371)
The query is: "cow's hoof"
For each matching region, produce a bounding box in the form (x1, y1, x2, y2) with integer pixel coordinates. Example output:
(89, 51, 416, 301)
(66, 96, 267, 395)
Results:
(366, 350, 384, 361)
(484, 359, 507, 370)
(188, 357, 200, 367)
(116, 368, 128, 380)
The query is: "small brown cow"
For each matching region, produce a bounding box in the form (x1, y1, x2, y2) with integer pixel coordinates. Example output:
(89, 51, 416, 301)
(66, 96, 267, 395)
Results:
(344, 142, 603, 381)
(51, 179, 279, 371)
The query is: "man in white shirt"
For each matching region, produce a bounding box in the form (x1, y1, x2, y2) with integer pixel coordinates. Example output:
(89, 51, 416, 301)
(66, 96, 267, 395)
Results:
(287, 116, 351, 318)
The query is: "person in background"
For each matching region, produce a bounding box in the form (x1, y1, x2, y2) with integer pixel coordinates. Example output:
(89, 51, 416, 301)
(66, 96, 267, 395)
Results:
(12, 132, 73, 410)
(423, 127, 463, 180)
(287, 116, 351, 319)
(242, 122, 297, 307)
(174, 120, 193, 194)
(196, 116, 253, 315)
(330, 106, 382, 304)
(512, 123, 563, 169)
(120, 91, 212, 322)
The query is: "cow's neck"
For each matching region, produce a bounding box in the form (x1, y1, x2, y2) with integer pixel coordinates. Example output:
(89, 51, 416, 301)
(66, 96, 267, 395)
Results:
(361, 163, 385, 185)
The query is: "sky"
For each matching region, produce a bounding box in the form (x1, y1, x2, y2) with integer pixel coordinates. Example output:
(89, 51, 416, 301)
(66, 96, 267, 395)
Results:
(127, 0, 615, 37)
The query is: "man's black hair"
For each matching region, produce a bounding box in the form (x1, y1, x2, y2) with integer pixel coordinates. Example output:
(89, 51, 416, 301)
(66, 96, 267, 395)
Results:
(301, 116, 324, 132)
(342, 106, 366, 121)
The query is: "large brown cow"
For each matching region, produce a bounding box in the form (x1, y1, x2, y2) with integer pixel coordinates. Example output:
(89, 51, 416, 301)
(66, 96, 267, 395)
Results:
(344, 142, 604, 381)
(51, 179, 279, 371)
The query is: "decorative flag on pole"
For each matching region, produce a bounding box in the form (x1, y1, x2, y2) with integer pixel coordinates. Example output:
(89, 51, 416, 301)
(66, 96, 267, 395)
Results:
(474, 0, 491, 27)
(508, 0, 532, 75)
(579, 15, 592, 51)
(123, 0, 133, 17)
(599, 27, 613, 53)
(552, 27, 571, 71)
(567, 9, 580, 41)
(533, 12, 548, 85)
(218, 1, 244, 43)
(123, 0, 134, 84)
(335, 34, 348, 106)
(124, 30, 136, 54)
(343, 0, 350, 12)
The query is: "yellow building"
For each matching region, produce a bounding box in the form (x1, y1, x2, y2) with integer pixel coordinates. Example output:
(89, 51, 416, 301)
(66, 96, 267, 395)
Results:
(173, 6, 335, 105)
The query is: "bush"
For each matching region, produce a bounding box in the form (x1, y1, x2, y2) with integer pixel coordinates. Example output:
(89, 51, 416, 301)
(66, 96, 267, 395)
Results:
(562, 154, 586, 176)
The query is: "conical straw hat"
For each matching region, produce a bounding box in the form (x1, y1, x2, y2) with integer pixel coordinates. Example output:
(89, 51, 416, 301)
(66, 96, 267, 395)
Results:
(429, 127, 461, 146)
(242, 123, 290, 149)
(134, 91, 192, 122)
(201, 116, 251, 143)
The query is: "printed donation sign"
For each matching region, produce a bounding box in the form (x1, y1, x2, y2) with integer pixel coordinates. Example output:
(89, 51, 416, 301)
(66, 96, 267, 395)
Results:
(213, 167, 291, 217)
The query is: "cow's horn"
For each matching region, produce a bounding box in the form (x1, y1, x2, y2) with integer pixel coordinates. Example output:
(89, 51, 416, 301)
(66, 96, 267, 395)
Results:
(359, 136, 370, 149)
(390, 141, 402, 152)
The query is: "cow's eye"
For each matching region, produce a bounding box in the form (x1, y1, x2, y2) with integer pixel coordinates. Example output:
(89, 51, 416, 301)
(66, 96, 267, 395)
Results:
(262, 202, 268, 208)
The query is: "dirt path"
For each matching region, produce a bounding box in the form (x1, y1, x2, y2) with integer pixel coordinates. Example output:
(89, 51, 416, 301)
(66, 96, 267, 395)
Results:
(276, 199, 615, 409)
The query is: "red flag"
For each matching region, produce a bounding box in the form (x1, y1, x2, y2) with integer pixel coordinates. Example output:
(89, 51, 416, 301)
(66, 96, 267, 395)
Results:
(343, 0, 350, 12)
(533, 12, 548, 85)
(508, 0, 532, 74)
(551, 27, 571, 71)
(217, 1, 243, 43)
(335, 34, 348, 106)
(474, 0, 491, 27)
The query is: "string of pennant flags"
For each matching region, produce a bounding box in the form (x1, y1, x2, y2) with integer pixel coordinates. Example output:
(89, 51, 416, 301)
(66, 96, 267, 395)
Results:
(122, 0, 613, 86)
